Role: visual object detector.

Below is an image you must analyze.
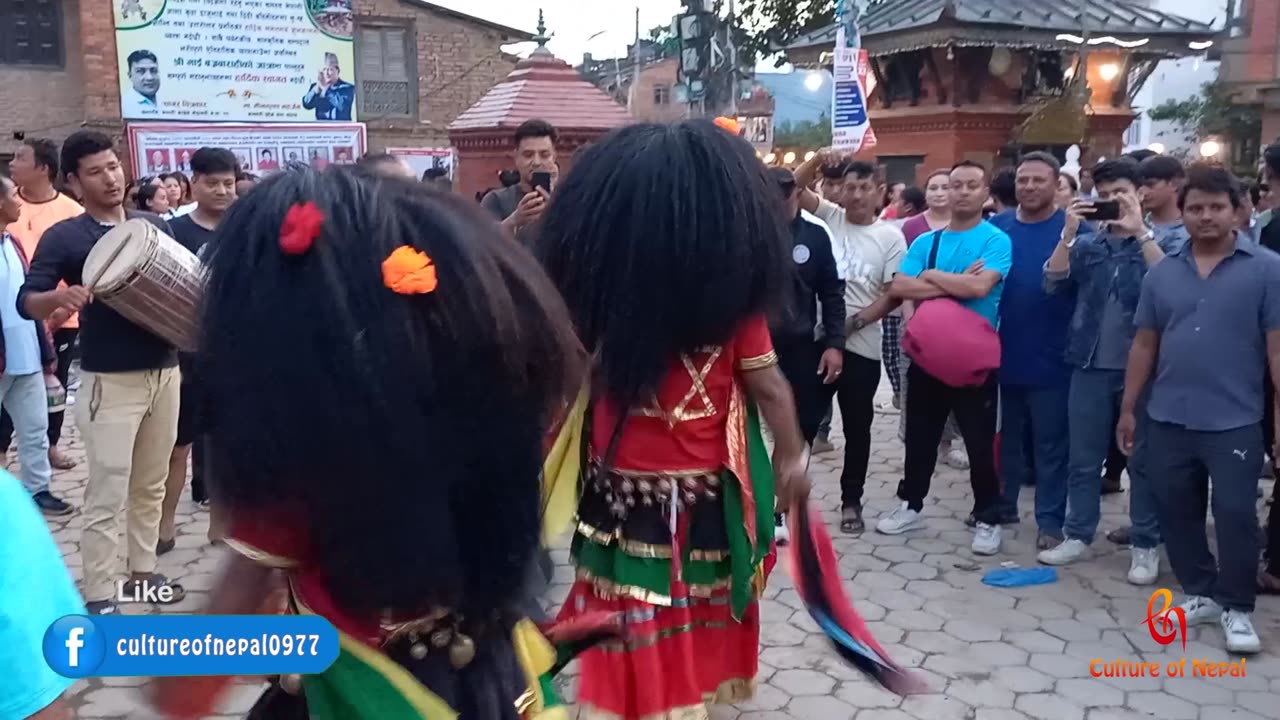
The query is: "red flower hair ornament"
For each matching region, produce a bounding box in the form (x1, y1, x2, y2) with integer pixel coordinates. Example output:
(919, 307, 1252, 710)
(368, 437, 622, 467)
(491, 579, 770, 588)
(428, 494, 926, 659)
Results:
(279, 202, 324, 255)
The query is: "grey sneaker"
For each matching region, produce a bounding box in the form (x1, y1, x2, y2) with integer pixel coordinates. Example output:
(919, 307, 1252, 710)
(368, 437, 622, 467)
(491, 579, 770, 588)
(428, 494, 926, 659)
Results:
(1180, 596, 1224, 626)
(1038, 538, 1089, 566)
(971, 523, 1002, 556)
(876, 502, 923, 535)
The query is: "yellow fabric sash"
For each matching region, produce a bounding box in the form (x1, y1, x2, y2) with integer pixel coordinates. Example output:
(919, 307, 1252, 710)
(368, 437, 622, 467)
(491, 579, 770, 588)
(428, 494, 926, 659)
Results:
(541, 383, 588, 544)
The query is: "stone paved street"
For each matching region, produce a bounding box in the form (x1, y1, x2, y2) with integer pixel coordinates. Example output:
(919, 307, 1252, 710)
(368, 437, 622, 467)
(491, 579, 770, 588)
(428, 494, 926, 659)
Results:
(41, 383, 1280, 720)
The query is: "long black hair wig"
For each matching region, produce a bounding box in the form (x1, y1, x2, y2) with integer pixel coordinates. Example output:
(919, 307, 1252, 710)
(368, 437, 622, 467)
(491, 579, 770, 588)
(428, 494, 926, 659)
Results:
(198, 167, 584, 620)
(536, 120, 790, 414)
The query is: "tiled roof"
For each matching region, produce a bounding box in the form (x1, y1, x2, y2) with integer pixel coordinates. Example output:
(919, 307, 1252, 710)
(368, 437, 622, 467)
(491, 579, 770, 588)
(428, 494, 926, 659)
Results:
(449, 47, 631, 133)
(787, 0, 1216, 50)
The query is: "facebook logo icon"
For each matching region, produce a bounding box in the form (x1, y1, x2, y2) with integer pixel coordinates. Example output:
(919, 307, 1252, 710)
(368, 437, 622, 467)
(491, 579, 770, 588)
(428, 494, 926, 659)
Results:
(42, 616, 106, 678)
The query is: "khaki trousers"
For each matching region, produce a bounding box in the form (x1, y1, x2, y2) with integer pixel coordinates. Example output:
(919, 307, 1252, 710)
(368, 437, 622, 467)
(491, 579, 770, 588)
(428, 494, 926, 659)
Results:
(77, 367, 181, 602)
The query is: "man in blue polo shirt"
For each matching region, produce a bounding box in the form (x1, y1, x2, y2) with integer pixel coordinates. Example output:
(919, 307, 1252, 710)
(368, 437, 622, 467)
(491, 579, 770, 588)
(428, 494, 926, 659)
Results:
(884, 160, 1012, 555)
(0, 470, 84, 719)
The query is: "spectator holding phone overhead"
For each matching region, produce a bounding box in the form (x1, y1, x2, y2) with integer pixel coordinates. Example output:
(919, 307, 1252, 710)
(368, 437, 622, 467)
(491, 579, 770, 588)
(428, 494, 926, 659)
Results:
(1039, 159, 1165, 585)
(482, 119, 559, 245)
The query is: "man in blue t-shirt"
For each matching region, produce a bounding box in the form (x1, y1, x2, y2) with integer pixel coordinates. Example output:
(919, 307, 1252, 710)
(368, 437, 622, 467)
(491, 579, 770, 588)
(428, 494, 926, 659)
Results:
(882, 160, 1012, 556)
(989, 152, 1075, 547)
(0, 471, 84, 719)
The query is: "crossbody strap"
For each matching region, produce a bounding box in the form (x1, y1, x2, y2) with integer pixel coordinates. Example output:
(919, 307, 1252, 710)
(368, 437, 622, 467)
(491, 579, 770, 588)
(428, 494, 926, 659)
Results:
(927, 230, 943, 270)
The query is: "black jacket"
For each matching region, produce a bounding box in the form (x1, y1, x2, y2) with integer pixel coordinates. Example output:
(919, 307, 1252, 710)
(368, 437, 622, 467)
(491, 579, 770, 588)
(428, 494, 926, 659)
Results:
(771, 211, 846, 349)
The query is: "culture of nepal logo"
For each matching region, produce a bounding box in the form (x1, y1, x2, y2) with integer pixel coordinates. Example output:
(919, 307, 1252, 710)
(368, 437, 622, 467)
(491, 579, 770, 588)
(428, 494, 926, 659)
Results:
(1088, 589, 1246, 679)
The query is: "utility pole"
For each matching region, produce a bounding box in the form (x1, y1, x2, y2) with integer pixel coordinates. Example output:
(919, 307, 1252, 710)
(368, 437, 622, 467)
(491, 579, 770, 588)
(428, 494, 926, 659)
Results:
(726, 0, 738, 116)
(628, 7, 640, 114)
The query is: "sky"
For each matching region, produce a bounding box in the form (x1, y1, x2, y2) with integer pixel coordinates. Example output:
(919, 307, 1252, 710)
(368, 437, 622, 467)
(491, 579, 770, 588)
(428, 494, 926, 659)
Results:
(423, 0, 685, 65)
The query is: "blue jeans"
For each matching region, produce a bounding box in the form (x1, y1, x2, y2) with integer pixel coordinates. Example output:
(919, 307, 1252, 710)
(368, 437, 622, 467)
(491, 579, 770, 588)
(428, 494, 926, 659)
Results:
(1000, 384, 1069, 534)
(1063, 368, 1160, 548)
(0, 372, 51, 496)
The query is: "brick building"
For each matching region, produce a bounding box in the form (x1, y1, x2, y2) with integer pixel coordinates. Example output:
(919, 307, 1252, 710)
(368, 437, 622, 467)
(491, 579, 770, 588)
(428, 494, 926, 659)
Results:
(1218, 0, 1280, 144)
(0, 0, 531, 170)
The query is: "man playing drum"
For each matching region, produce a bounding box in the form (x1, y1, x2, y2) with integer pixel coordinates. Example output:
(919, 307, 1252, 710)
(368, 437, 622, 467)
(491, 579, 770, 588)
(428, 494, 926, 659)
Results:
(18, 131, 185, 615)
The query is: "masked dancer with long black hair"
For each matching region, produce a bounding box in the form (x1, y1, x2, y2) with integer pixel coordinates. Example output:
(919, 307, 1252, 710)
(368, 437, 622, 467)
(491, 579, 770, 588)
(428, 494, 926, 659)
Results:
(537, 120, 811, 720)
(148, 167, 604, 719)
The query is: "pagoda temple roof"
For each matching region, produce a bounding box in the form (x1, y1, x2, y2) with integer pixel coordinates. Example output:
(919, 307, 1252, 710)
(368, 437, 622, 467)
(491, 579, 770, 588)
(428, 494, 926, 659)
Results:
(786, 0, 1215, 57)
(449, 44, 631, 134)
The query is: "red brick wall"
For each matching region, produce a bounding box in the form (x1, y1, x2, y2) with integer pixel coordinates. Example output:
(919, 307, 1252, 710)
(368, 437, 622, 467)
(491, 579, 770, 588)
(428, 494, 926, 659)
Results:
(352, 0, 524, 151)
(0, 0, 92, 158)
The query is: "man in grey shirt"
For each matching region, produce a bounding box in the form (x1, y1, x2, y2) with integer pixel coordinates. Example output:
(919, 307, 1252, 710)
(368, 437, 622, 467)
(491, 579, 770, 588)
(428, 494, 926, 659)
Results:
(481, 119, 558, 245)
(1119, 166, 1280, 655)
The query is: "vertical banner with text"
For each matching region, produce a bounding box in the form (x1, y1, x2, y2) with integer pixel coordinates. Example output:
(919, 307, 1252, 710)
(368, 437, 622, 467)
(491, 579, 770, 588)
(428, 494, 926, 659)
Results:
(831, 27, 875, 154)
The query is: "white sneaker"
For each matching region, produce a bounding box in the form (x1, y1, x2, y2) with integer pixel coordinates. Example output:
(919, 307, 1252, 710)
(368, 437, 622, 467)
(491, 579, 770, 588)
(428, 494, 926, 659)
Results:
(1221, 610, 1263, 654)
(1127, 547, 1160, 586)
(1038, 538, 1089, 566)
(972, 523, 1002, 555)
(1180, 596, 1225, 626)
(876, 503, 923, 535)
(774, 514, 790, 546)
(943, 447, 970, 470)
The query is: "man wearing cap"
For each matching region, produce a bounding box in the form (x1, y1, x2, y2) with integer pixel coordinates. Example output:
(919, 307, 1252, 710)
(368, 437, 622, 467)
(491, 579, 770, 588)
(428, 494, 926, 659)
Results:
(768, 167, 846, 542)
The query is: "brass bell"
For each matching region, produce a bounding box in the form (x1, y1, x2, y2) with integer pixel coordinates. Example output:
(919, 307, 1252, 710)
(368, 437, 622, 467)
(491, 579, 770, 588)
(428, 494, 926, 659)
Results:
(448, 633, 476, 669)
(430, 628, 453, 648)
(410, 642, 429, 660)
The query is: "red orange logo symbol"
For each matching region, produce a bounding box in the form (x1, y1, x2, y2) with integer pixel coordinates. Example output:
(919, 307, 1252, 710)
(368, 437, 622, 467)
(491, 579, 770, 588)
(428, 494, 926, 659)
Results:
(1143, 588, 1186, 650)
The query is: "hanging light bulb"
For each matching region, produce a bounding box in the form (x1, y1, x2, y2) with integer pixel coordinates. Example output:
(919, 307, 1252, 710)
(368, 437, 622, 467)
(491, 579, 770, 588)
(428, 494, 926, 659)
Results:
(804, 151, 816, 162)
(783, 151, 797, 164)
(763, 152, 776, 164)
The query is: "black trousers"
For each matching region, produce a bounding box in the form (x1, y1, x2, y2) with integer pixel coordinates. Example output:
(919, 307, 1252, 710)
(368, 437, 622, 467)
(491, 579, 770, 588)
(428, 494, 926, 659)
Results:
(1149, 420, 1262, 612)
(834, 352, 882, 510)
(0, 327, 77, 451)
(899, 364, 1001, 524)
(775, 339, 837, 444)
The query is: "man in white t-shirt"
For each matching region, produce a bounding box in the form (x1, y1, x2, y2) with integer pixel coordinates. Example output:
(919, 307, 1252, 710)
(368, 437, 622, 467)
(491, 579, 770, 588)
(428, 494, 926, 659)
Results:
(794, 151, 906, 534)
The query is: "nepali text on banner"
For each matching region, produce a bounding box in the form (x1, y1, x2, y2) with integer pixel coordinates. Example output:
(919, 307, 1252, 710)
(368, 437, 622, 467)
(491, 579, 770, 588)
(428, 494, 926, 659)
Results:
(115, 0, 357, 123)
(831, 28, 875, 154)
(42, 614, 340, 679)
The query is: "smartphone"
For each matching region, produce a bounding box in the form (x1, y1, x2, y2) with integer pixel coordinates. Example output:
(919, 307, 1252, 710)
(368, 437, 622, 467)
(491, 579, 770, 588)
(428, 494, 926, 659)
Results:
(531, 171, 553, 193)
(1090, 199, 1121, 222)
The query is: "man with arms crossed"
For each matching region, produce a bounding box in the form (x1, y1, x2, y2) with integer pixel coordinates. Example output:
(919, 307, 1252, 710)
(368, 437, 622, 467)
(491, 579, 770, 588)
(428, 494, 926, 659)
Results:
(19, 131, 185, 615)
(883, 161, 1012, 555)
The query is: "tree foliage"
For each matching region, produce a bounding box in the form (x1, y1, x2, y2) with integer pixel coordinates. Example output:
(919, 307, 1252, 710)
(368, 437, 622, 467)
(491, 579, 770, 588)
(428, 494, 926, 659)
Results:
(739, 0, 834, 66)
(774, 115, 833, 148)
(1147, 79, 1260, 148)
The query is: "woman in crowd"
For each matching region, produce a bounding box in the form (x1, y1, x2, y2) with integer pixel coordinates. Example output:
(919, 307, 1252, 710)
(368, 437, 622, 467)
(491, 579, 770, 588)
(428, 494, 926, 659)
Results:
(134, 182, 170, 216)
(150, 167, 589, 719)
(536, 120, 811, 720)
(163, 171, 194, 216)
(1055, 172, 1080, 209)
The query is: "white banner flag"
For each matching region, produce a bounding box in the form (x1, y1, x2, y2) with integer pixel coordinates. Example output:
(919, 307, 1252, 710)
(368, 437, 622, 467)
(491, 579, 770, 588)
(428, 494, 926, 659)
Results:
(831, 28, 875, 153)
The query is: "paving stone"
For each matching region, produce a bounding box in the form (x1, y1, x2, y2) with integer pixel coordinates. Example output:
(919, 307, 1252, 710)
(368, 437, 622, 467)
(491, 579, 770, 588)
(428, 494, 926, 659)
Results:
(942, 618, 1002, 642)
(1014, 692, 1086, 720)
(967, 642, 1029, 668)
(899, 693, 974, 720)
(1126, 691, 1200, 720)
(946, 678, 1015, 709)
(1198, 707, 1269, 720)
(1161, 676, 1235, 706)
(1006, 630, 1067, 654)
(1054, 678, 1124, 707)
(734, 682, 790, 712)
(786, 695, 857, 720)
(902, 630, 968, 655)
(991, 665, 1057, 693)
(771, 669, 836, 696)
(1042, 618, 1103, 642)
(884, 609, 944, 631)
(1235, 693, 1280, 720)
(975, 710, 1033, 720)
(834, 681, 904, 709)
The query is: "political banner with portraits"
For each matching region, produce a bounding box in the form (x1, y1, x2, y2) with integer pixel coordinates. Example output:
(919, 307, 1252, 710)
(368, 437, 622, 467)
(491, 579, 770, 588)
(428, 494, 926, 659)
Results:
(126, 122, 366, 178)
(115, 0, 357, 122)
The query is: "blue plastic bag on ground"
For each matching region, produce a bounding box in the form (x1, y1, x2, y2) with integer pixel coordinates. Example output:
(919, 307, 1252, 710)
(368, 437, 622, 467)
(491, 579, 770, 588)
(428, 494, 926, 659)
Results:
(981, 567, 1058, 587)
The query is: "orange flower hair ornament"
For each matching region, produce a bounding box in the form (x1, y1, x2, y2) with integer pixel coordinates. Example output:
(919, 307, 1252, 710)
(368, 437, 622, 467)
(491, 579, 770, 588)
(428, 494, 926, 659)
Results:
(382, 246, 438, 295)
(713, 116, 741, 135)
(279, 202, 324, 255)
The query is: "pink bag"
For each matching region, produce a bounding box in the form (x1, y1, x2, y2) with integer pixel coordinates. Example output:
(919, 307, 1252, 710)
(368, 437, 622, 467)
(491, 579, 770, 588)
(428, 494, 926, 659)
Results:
(902, 232, 1001, 387)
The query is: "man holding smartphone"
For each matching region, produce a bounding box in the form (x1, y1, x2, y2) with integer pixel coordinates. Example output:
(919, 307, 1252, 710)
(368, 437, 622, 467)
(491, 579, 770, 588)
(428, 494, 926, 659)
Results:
(481, 119, 558, 245)
(1040, 159, 1165, 584)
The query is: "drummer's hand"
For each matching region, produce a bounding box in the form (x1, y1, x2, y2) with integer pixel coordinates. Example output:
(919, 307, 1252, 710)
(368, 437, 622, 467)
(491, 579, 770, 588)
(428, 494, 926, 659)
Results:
(57, 285, 91, 312)
(47, 307, 71, 330)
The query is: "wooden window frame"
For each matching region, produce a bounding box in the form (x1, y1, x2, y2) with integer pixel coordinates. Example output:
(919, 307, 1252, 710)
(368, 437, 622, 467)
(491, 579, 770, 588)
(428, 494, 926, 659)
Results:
(354, 17, 419, 122)
(0, 0, 64, 69)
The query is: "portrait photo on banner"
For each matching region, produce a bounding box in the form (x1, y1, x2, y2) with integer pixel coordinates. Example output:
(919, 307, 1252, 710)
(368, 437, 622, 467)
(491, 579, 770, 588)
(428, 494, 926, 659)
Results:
(115, 0, 356, 122)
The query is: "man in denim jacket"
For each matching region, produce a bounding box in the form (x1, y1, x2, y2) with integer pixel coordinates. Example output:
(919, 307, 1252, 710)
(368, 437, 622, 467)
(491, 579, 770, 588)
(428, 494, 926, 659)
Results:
(1038, 159, 1167, 584)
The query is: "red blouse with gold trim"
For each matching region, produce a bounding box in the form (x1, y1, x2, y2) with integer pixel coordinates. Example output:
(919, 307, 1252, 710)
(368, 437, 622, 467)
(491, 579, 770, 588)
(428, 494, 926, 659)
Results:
(590, 315, 777, 473)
